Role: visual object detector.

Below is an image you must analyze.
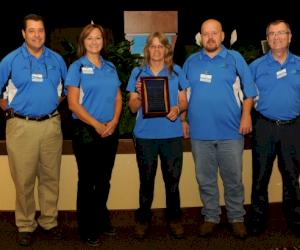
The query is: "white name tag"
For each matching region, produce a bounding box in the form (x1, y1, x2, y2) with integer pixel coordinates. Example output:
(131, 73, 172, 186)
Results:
(31, 73, 43, 82)
(200, 73, 212, 83)
(81, 67, 94, 74)
(276, 68, 287, 79)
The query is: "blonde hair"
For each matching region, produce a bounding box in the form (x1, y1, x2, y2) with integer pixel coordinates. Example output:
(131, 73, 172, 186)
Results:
(143, 32, 174, 74)
(77, 24, 106, 58)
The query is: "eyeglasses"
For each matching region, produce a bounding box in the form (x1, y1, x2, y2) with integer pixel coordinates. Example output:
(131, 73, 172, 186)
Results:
(149, 44, 164, 50)
(267, 31, 290, 37)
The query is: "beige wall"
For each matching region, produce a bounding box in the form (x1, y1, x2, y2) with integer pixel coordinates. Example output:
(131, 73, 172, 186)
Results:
(0, 150, 283, 210)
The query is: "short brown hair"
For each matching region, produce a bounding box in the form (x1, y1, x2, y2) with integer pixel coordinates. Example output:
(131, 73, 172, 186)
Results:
(266, 20, 291, 36)
(23, 14, 44, 30)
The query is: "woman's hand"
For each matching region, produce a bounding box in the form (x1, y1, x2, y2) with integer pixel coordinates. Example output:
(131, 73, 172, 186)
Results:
(166, 106, 180, 121)
(101, 120, 118, 138)
(135, 82, 142, 94)
(94, 122, 107, 137)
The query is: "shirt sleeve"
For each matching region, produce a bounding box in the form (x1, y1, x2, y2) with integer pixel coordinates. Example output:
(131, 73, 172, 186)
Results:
(57, 55, 68, 96)
(174, 64, 190, 90)
(65, 61, 81, 88)
(126, 67, 141, 92)
(234, 52, 258, 98)
(0, 55, 13, 95)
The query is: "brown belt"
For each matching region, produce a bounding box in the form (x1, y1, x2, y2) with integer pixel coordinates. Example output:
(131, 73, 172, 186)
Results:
(5, 108, 58, 121)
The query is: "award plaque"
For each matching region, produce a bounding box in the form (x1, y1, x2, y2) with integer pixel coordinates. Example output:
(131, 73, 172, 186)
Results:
(140, 76, 170, 118)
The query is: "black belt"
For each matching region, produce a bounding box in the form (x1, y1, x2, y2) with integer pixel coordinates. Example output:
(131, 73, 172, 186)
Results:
(5, 108, 59, 121)
(258, 112, 299, 126)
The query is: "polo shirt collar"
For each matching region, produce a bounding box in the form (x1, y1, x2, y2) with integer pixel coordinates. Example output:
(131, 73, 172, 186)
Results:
(81, 55, 106, 68)
(266, 50, 295, 65)
(199, 45, 227, 60)
(21, 42, 48, 60)
(143, 64, 168, 76)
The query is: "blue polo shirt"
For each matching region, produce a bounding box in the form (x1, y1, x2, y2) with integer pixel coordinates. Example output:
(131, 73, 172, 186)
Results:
(183, 46, 257, 140)
(250, 51, 300, 120)
(65, 56, 121, 123)
(127, 64, 189, 139)
(0, 43, 67, 116)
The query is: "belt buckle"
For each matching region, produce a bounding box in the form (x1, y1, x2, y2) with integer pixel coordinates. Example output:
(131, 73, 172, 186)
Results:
(35, 115, 45, 121)
(35, 114, 51, 121)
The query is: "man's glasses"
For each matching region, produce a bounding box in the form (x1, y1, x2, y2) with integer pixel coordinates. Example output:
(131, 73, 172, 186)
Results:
(267, 31, 290, 38)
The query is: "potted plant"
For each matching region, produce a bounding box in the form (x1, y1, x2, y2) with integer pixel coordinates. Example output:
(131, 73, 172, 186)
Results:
(106, 40, 140, 137)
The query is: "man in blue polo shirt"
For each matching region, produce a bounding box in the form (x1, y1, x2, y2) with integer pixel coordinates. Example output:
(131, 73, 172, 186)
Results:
(183, 19, 257, 239)
(248, 20, 300, 236)
(0, 14, 67, 246)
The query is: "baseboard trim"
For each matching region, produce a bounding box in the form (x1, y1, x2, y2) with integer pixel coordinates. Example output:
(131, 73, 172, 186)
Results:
(0, 203, 283, 228)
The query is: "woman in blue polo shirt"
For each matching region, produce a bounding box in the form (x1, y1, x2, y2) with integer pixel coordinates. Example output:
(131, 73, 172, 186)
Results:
(127, 32, 189, 239)
(65, 24, 122, 247)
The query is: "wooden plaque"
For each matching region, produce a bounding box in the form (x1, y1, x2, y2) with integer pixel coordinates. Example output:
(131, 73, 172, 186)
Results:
(140, 76, 170, 118)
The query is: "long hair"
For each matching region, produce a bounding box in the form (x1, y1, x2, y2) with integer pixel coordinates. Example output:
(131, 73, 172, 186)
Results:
(77, 24, 106, 58)
(143, 32, 174, 74)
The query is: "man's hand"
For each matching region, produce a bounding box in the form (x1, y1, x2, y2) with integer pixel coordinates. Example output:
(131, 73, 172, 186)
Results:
(239, 113, 252, 135)
(0, 99, 8, 111)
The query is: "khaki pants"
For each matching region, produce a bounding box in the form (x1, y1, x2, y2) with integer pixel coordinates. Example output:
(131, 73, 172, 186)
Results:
(6, 115, 62, 232)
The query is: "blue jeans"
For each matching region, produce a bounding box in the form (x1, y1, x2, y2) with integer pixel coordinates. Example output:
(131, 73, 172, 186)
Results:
(134, 137, 183, 222)
(191, 139, 245, 223)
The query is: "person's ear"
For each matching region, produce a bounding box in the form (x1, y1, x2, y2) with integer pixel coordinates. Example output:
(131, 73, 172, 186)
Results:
(22, 29, 26, 40)
(288, 32, 292, 44)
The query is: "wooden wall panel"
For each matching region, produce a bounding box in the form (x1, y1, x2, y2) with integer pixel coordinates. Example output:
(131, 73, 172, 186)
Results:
(124, 11, 178, 34)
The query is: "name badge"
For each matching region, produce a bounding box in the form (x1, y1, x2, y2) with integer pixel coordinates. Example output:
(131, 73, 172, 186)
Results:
(81, 67, 94, 74)
(200, 73, 212, 83)
(31, 73, 43, 82)
(276, 68, 287, 79)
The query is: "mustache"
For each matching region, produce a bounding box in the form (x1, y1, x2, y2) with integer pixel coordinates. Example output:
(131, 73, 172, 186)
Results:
(207, 38, 216, 43)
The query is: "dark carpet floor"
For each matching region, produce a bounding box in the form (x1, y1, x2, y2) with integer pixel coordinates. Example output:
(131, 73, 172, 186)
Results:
(0, 204, 300, 249)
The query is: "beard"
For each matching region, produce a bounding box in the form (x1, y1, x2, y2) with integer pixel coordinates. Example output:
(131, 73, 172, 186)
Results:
(205, 46, 219, 53)
(204, 39, 219, 52)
